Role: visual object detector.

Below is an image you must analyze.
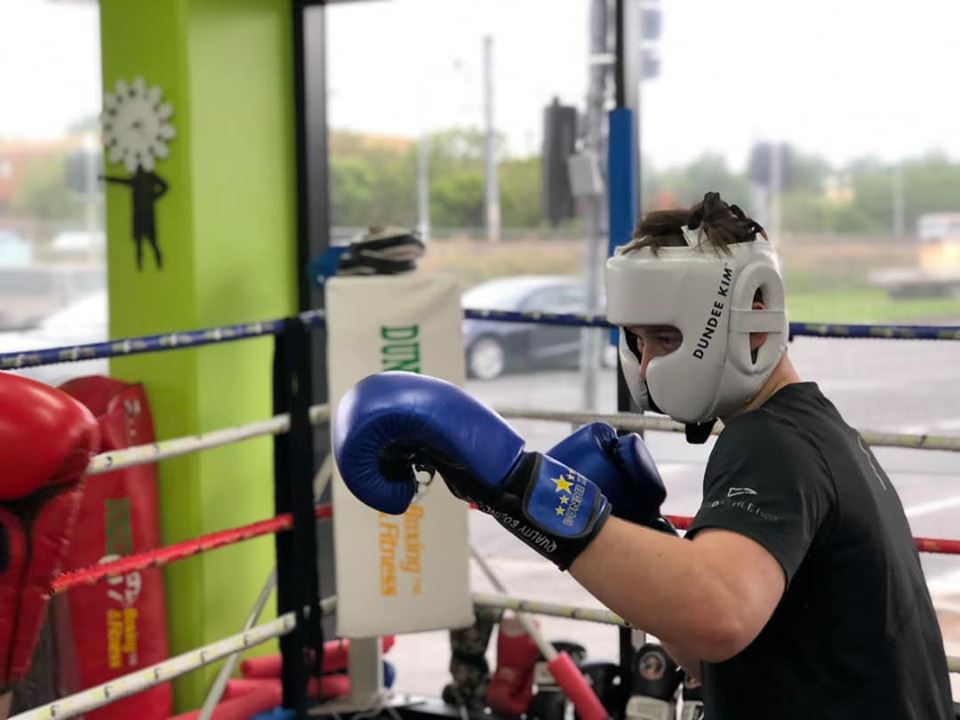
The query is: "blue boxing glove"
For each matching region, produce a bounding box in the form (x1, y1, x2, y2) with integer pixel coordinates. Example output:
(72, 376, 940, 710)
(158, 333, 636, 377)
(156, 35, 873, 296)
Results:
(548, 423, 676, 535)
(334, 372, 610, 569)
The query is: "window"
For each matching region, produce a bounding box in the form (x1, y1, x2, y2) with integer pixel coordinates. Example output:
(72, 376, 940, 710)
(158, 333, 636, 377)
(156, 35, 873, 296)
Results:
(0, 1, 106, 381)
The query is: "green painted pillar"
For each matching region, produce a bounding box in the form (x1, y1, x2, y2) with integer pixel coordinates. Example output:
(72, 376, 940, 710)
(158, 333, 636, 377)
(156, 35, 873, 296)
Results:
(98, 0, 297, 709)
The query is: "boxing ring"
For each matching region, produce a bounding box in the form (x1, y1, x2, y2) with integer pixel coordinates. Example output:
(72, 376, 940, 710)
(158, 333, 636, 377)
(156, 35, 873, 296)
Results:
(2, 306, 959, 718)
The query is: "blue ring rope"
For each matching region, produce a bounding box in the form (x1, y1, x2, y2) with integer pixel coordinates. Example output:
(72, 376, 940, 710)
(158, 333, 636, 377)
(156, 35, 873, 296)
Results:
(0, 319, 284, 371)
(462, 309, 960, 341)
(0, 310, 325, 372)
(1, 307, 957, 371)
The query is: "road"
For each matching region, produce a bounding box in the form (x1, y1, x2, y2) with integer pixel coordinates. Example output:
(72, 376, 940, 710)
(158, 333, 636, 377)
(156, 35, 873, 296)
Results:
(388, 333, 960, 699)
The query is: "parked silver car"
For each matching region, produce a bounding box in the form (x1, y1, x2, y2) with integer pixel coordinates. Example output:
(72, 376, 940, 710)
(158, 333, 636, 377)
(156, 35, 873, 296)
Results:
(461, 275, 615, 380)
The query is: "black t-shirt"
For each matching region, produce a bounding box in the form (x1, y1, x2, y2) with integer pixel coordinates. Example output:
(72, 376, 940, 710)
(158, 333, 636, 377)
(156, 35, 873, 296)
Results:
(686, 382, 953, 720)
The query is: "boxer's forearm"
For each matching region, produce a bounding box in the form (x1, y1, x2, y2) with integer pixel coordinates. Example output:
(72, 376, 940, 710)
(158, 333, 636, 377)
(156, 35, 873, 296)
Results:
(570, 517, 772, 663)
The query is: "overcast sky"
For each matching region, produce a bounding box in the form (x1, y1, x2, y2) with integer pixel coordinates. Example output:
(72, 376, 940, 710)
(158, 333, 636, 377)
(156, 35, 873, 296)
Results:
(3, 0, 960, 172)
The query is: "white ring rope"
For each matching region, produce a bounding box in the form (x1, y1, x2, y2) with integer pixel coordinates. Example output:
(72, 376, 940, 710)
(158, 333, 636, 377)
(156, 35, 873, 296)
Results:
(197, 464, 334, 720)
(11, 613, 296, 720)
(72, 393, 960, 699)
(197, 568, 278, 720)
(86, 398, 958, 482)
(472, 594, 960, 674)
(472, 592, 629, 627)
(470, 549, 558, 662)
(87, 404, 330, 475)
(83, 395, 960, 482)
(11, 587, 953, 720)
(494, 407, 960, 453)
(11, 596, 337, 720)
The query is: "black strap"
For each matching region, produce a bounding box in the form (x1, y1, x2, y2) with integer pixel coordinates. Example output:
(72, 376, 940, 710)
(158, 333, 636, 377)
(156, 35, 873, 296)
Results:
(684, 420, 716, 444)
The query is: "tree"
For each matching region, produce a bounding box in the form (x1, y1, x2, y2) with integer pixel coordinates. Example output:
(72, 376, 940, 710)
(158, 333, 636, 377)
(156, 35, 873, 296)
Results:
(648, 153, 751, 209)
(328, 130, 417, 228)
(838, 152, 960, 234)
(329, 156, 373, 226)
(12, 155, 83, 222)
(899, 156, 960, 230)
(424, 128, 498, 229)
(431, 170, 485, 228)
(499, 156, 541, 227)
(781, 192, 831, 233)
(328, 127, 526, 231)
(787, 151, 831, 195)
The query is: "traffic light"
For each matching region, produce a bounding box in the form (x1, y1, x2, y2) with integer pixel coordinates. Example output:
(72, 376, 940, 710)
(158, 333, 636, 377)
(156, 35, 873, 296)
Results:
(639, 0, 662, 79)
(748, 141, 794, 189)
(542, 98, 579, 226)
(623, 0, 662, 110)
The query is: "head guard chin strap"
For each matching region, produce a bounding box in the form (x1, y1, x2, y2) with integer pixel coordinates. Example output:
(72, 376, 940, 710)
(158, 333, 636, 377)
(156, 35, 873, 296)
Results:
(605, 225, 788, 442)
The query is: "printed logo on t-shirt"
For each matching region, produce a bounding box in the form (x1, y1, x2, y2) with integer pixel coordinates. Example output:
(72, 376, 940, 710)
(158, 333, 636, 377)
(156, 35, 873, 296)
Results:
(707, 497, 780, 522)
(727, 487, 758, 498)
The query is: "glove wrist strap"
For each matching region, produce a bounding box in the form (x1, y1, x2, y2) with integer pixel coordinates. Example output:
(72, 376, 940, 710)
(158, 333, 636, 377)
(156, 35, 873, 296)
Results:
(479, 453, 610, 570)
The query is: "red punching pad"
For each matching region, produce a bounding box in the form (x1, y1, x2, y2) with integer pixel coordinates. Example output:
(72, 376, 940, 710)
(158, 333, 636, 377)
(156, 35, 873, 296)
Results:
(167, 681, 281, 720)
(56, 376, 172, 719)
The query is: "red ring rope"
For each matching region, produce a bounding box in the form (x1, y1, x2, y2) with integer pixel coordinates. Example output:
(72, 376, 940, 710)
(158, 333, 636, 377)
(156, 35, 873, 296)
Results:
(50, 505, 959, 596)
(52, 503, 332, 594)
(665, 515, 960, 555)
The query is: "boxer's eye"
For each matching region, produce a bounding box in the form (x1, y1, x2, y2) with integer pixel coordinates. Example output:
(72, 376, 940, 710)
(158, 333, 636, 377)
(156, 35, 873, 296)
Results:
(625, 328, 682, 356)
(656, 332, 682, 353)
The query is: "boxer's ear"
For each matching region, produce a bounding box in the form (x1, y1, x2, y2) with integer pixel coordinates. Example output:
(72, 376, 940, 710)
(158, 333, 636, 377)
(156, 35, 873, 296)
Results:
(749, 300, 768, 353)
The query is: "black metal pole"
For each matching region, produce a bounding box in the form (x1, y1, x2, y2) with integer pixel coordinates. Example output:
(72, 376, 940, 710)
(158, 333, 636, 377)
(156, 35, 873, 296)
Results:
(273, 317, 323, 717)
(614, 0, 626, 109)
(273, 327, 307, 715)
(284, 5, 316, 716)
(612, 0, 636, 708)
(293, 0, 331, 314)
(296, 0, 339, 643)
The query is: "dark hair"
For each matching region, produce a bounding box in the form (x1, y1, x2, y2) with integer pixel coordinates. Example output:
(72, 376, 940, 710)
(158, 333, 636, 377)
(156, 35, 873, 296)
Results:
(622, 191, 767, 255)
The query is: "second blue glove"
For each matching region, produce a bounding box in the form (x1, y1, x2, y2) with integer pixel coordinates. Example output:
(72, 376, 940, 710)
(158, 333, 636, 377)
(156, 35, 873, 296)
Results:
(548, 422, 676, 535)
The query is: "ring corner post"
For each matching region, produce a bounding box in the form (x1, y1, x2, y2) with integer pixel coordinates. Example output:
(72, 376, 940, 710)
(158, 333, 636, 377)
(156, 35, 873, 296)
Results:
(273, 316, 323, 717)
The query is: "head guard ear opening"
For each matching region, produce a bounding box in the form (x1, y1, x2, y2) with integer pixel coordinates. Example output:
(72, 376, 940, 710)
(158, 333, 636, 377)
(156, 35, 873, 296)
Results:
(727, 256, 788, 376)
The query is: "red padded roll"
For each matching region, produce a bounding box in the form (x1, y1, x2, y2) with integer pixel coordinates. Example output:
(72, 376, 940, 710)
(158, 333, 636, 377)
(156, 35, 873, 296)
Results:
(546, 652, 609, 720)
(56, 377, 171, 720)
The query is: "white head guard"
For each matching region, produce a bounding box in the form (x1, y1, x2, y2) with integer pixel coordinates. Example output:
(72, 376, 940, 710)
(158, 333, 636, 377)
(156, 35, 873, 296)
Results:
(605, 225, 788, 431)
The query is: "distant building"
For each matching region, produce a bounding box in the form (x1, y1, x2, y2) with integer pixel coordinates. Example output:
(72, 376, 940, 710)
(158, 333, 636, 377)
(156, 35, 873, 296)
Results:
(869, 212, 960, 297)
(917, 212, 960, 272)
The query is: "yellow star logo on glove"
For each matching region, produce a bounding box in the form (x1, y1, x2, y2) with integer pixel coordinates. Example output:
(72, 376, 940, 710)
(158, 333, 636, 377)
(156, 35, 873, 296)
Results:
(552, 475, 573, 493)
(555, 505, 566, 516)
(559, 495, 569, 505)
